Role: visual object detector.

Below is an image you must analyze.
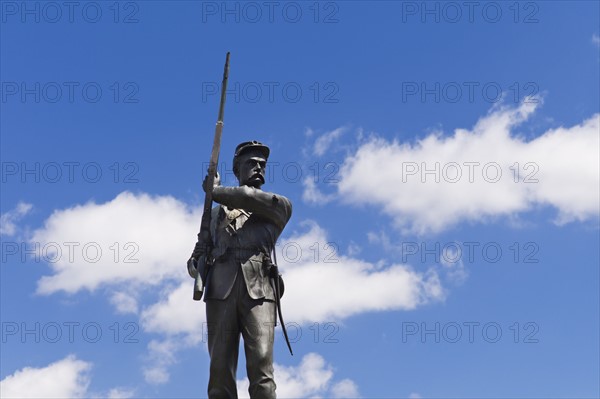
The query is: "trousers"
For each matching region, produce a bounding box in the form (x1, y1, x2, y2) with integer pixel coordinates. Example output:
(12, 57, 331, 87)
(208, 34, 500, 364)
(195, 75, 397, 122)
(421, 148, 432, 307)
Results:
(206, 270, 276, 399)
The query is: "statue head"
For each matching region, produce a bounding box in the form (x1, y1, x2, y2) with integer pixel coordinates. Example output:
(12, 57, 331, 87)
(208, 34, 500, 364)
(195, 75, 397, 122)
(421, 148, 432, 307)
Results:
(233, 140, 270, 189)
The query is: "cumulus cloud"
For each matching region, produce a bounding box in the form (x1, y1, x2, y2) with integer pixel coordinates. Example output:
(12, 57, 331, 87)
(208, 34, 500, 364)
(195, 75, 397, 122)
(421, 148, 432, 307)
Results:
(138, 276, 216, 385)
(0, 355, 91, 398)
(139, 281, 206, 384)
(336, 101, 599, 234)
(106, 387, 136, 398)
(142, 339, 181, 385)
(0, 202, 32, 236)
(302, 177, 335, 205)
(237, 353, 359, 399)
(140, 281, 205, 336)
(331, 379, 360, 398)
(593, 33, 600, 47)
(28, 192, 204, 386)
(0, 356, 136, 399)
(368, 230, 468, 283)
(313, 127, 348, 157)
(109, 291, 139, 314)
(277, 221, 445, 323)
(31, 191, 201, 295)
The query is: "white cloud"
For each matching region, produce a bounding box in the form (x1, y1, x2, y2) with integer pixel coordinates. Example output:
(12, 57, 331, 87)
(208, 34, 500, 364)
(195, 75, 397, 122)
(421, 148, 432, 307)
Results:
(367, 230, 396, 253)
(31, 191, 201, 295)
(109, 291, 139, 314)
(140, 282, 205, 385)
(140, 281, 205, 336)
(440, 245, 468, 284)
(27, 191, 207, 385)
(313, 127, 347, 157)
(337, 101, 599, 234)
(346, 241, 362, 257)
(0, 355, 91, 399)
(0, 202, 32, 236)
(142, 339, 180, 385)
(593, 33, 600, 47)
(331, 379, 360, 398)
(302, 177, 335, 205)
(0, 356, 135, 399)
(107, 387, 136, 399)
(237, 353, 358, 399)
(143, 364, 170, 385)
(278, 221, 445, 324)
(140, 281, 207, 386)
(367, 232, 468, 284)
(304, 127, 315, 137)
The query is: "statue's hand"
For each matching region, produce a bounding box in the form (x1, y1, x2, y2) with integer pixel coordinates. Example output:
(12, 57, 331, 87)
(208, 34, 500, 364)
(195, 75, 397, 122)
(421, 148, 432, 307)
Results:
(192, 240, 209, 259)
(202, 171, 220, 193)
(189, 236, 212, 279)
(188, 239, 208, 279)
(187, 257, 198, 279)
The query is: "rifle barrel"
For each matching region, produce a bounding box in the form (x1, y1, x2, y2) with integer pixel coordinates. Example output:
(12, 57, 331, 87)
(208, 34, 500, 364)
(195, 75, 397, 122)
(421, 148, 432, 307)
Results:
(193, 52, 231, 301)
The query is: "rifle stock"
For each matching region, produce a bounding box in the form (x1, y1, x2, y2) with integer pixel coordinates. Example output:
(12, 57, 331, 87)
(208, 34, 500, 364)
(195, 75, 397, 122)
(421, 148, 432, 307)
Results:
(193, 52, 230, 301)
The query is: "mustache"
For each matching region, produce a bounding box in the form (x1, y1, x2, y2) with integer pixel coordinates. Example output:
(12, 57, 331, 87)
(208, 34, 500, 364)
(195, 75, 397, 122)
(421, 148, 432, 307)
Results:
(251, 173, 265, 183)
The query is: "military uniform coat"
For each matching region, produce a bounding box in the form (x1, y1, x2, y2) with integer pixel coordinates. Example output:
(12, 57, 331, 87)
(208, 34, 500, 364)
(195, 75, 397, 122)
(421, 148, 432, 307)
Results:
(203, 185, 292, 302)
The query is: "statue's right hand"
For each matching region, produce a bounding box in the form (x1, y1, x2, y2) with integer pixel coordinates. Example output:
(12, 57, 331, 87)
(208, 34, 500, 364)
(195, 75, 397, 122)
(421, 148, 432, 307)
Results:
(202, 172, 220, 193)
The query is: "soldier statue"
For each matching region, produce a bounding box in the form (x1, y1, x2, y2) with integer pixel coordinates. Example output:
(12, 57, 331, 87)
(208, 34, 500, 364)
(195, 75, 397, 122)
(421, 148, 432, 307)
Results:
(188, 140, 292, 398)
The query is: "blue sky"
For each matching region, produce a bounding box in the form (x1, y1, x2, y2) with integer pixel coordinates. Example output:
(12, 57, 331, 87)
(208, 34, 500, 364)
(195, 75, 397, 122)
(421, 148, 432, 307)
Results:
(1, 1, 599, 398)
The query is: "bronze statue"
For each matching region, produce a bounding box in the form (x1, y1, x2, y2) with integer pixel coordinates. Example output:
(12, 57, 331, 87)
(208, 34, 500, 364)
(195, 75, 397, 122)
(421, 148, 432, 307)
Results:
(188, 140, 293, 398)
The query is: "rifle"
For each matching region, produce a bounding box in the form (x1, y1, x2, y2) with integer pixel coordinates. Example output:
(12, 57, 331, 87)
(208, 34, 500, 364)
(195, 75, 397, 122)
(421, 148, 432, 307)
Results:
(191, 52, 230, 301)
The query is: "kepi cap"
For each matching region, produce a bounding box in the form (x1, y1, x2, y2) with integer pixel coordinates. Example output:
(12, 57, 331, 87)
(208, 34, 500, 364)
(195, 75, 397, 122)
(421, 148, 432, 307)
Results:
(233, 140, 270, 160)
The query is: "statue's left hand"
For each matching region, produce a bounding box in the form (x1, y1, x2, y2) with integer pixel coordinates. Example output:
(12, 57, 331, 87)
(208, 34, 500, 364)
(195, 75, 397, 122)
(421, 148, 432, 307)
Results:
(187, 257, 198, 279)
